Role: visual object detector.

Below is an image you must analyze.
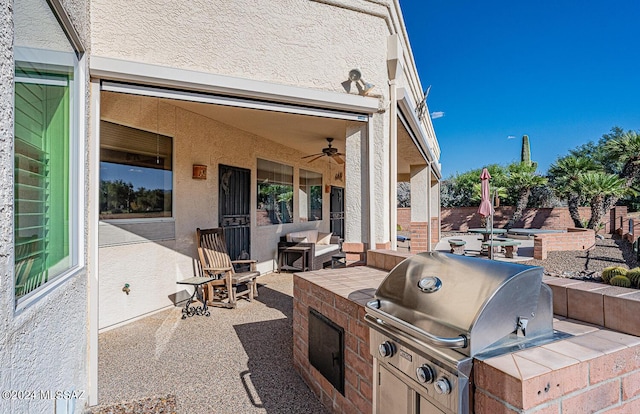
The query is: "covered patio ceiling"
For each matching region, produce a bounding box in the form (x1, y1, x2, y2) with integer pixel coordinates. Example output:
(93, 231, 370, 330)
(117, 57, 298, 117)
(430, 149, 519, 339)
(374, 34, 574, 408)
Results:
(106, 91, 428, 175)
(169, 99, 350, 162)
(171, 98, 428, 177)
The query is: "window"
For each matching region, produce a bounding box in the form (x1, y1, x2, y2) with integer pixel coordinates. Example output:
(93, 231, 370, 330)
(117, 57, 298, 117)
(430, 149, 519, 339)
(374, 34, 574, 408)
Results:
(299, 169, 322, 222)
(14, 65, 74, 299)
(99, 121, 173, 219)
(257, 159, 293, 225)
(13, 0, 83, 303)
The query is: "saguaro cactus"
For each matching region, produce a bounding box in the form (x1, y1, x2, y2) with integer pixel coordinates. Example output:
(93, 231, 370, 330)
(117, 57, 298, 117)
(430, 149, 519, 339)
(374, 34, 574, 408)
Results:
(521, 135, 531, 165)
(520, 135, 537, 169)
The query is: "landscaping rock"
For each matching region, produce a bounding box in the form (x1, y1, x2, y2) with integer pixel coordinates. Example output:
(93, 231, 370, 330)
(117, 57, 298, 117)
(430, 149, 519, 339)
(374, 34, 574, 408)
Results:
(524, 234, 637, 283)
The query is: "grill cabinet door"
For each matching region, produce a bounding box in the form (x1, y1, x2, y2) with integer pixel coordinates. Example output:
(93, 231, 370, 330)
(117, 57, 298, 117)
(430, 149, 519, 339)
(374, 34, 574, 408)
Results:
(419, 395, 445, 414)
(378, 364, 411, 414)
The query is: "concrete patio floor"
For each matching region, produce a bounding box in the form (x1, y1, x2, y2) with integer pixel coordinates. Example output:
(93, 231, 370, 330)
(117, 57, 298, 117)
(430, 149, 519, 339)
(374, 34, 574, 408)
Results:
(93, 272, 328, 414)
(92, 235, 535, 413)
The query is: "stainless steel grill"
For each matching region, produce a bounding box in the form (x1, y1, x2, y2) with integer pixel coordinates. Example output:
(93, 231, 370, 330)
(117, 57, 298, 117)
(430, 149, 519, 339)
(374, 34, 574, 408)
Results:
(365, 252, 559, 414)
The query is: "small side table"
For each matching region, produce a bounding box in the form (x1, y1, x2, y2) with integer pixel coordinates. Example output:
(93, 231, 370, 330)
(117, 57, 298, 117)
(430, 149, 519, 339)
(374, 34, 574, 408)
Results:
(331, 252, 347, 269)
(176, 276, 217, 319)
(278, 245, 311, 272)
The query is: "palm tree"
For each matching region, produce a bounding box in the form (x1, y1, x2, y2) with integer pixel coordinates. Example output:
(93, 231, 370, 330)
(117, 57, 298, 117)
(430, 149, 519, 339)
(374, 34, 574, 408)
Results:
(470, 182, 508, 206)
(603, 131, 640, 186)
(505, 163, 548, 229)
(548, 155, 600, 227)
(576, 172, 633, 230)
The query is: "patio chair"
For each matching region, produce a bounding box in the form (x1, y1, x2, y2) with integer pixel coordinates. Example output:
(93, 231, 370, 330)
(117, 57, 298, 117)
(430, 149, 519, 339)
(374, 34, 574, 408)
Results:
(196, 227, 259, 308)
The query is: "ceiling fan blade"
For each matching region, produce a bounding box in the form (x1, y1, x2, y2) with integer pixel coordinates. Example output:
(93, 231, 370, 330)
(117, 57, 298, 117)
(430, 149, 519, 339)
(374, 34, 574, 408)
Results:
(307, 154, 326, 163)
(331, 154, 345, 164)
(301, 153, 324, 159)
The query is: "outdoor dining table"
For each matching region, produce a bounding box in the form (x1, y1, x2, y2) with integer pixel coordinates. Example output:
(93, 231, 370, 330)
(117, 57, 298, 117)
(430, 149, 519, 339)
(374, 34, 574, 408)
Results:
(467, 227, 507, 242)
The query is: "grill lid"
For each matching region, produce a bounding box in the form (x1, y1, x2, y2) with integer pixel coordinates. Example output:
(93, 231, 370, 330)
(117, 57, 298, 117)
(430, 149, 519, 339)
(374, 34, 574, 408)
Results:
(367, 252, 553, 357)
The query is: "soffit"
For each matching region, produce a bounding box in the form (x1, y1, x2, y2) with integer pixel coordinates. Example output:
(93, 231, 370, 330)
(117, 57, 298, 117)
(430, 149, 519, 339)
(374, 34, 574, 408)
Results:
(169, 99, 349, 156)
(101, 90, 426, 178)
(398, 119, 427, 175)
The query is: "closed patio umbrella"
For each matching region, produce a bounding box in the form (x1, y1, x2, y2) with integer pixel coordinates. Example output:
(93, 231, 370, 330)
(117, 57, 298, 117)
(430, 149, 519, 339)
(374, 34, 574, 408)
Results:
(478, 168, 494, 218)
(478, 168, 495, 257)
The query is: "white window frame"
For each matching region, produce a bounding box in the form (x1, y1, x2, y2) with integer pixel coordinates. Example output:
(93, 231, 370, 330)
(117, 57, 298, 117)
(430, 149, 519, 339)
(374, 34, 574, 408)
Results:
(14, 46, 85, 312)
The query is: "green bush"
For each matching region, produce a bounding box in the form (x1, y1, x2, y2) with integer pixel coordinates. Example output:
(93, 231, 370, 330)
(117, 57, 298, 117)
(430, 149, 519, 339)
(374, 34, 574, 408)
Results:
(610, 275, 632, 288)
(626, 267, 640, 287)
(601, 266, 628, 284)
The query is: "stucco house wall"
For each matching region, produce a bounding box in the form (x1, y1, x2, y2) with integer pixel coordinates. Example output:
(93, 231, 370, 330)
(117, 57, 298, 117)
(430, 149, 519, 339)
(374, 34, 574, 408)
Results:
(90, 0, 399, 242)
(2, 0, 441, 409)
(90, 0, 429, 329)
(1, 0, 91, 412)
(91, 0, 391, 96)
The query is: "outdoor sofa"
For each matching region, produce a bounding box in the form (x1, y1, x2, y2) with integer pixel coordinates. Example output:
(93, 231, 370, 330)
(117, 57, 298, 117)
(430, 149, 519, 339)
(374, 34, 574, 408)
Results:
(277, 229, 341, 271)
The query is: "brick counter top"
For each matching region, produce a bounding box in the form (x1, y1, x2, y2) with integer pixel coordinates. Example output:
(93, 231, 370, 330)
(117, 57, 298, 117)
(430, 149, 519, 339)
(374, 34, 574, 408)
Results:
(476, 318, 640, 413)
(293, 250, 640, 413)
(294, 266, 387, 306)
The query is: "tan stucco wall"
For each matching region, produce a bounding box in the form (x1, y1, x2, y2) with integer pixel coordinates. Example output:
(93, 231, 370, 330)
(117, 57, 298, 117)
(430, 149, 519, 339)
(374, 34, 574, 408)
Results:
(90, 0, 442, 248)
(98, 92, 347, 329)
(91, 0, 391, 97)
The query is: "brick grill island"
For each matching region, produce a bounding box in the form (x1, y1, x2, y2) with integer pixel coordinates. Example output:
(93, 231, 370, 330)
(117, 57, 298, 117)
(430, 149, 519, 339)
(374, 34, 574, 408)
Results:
(293, 250, 640, 413)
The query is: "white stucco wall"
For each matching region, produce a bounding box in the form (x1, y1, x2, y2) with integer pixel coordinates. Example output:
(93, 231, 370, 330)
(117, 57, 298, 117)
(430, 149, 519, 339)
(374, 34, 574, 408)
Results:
(0, 3, 15, 413)
(1, 0, 91, 412)
(14, 0, 70, 51)
(91, 0, 391, 97)
(98, 92, 348, 329)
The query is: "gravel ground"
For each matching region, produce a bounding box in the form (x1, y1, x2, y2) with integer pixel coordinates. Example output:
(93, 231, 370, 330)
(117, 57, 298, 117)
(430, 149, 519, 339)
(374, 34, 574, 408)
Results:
(523, 234, 638, 281)
(88, 272, 327, 414)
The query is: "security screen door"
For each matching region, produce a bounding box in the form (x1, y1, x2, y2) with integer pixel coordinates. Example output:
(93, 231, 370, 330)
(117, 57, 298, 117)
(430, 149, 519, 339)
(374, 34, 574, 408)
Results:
(330, 186, 344, 238)
(219, 164, 251, 267)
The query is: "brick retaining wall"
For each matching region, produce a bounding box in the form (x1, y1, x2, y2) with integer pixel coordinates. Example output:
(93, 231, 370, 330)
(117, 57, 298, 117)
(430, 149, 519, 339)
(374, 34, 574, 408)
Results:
(533, 228, 595, 260)
(441, 207, 615, 233)
(397, 208, 411, 231)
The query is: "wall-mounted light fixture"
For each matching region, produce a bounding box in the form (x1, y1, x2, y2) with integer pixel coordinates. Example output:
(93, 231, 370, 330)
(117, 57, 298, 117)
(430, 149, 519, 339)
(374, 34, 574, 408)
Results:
(192, 164, 207, 180)
(345, 69, 376, 96)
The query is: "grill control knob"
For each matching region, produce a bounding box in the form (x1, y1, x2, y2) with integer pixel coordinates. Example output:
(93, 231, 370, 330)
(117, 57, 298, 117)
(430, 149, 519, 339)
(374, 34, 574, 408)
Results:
(378, 341, 395, 358)
(435, 378, 452, 395)
(416, 365, 435, 384)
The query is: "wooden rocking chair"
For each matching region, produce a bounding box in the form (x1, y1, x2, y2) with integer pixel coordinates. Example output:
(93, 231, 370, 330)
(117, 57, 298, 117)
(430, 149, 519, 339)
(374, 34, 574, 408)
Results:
(196, 227, 259, 308)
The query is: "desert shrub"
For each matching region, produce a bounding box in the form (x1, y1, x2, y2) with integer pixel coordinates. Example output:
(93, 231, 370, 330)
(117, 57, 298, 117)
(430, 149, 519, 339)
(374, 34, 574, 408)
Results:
(626, 267, 640, 287)
(601, 266, 628, 284)
(610, 275, 632, 288)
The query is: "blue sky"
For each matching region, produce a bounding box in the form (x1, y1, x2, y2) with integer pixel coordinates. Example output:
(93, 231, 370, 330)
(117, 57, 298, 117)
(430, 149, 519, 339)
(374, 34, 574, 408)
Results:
(399, 0, 640, 178)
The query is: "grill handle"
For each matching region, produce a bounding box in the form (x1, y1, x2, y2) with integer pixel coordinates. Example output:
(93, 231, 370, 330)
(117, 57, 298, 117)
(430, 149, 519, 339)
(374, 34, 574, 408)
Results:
(366, 300, 467, 349)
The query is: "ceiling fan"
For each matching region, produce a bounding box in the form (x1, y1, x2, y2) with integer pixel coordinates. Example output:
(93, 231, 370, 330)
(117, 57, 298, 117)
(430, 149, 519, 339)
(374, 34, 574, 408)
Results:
(301, 138, 345, 164)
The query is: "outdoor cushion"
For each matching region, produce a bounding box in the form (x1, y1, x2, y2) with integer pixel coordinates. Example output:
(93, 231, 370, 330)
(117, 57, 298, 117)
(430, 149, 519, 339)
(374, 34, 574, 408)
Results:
(291, 236, 308, 243)
(316, 232, 333, 245)
(286, 230, 319, 243)
(314, 244, 339, 257)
